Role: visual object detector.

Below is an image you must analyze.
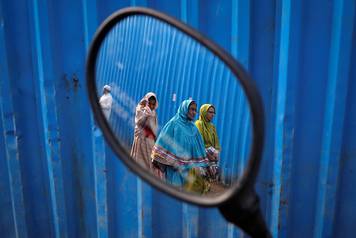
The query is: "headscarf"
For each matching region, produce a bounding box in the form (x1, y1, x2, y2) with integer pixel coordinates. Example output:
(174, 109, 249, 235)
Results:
(152, 99, 208, 169)
(144, 92, 159, 110)
(103, 85, 111, 92)
(134, 92, 158, 137)
(195, 104, 221, 150)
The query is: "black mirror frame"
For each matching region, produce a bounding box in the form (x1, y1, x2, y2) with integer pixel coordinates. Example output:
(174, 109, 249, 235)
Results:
(86, 7, 265, 207)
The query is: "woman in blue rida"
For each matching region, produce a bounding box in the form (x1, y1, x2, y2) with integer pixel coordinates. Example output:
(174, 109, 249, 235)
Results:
(151, 99, 210, 193)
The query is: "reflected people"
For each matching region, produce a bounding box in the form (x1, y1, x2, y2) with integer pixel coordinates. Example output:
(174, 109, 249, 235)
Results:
(99, 85, 113, 119)
(151, 99, 210, 194)
(130, 92, 159, 173)
(195, 104, 221, 182)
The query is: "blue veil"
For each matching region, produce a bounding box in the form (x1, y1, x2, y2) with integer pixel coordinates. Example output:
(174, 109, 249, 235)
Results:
(152, 99, 209, 186)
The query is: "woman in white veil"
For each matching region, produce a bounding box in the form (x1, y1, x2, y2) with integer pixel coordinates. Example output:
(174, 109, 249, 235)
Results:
(130, 92, 159, 171)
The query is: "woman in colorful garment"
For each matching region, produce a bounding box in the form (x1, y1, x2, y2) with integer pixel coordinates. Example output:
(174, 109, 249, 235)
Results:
(131, 92, 159, 171)
(151, 99, 210, 193)
(195, 104, 221, 182)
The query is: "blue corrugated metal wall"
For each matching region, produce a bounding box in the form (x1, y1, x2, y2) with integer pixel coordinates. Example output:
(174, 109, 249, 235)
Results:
(0, 0, 355, 237)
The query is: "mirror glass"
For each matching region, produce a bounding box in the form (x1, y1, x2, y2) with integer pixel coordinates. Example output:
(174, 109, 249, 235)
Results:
(95, 14, 252, 197)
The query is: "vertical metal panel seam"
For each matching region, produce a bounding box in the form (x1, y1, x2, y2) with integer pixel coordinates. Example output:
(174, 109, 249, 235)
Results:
(262, 0, 282, 228)
(131, 0, 148, 7)
(188, 0, 199, 29)
(270, 0, 300, 236)
(229, 2, 239, 236)
(236, 1, 251, 224)
(276, 1, 301, 237)
(313, 0, 355, 237)
(27, 0, 68, 236)
(181, 0, 187, 23)
(82, 0, 109, 237)
(0, 3, 28, 236)
(229, 0, 250, 237)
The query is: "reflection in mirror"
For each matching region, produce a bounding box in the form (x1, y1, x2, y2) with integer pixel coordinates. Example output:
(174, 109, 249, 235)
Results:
(95, 14, 252, 197)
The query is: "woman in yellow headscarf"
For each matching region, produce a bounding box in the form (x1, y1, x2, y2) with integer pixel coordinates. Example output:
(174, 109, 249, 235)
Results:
(195, 104, 221, 181)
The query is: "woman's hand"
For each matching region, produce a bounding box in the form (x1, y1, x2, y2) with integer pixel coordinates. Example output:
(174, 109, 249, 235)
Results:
(207, 152, 217, 161)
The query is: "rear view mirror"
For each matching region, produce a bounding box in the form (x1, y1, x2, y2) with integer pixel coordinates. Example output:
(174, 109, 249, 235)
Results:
(86, 7, 270, 237)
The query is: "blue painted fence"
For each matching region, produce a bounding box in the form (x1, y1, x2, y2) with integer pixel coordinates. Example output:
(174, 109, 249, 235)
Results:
(0, 0, 355, 237)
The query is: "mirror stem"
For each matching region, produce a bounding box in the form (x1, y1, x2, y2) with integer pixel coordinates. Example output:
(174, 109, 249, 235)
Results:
(218, 186, 272, 238)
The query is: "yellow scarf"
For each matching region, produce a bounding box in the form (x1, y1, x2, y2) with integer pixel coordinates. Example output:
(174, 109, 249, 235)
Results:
(195, 104, 221, 150)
